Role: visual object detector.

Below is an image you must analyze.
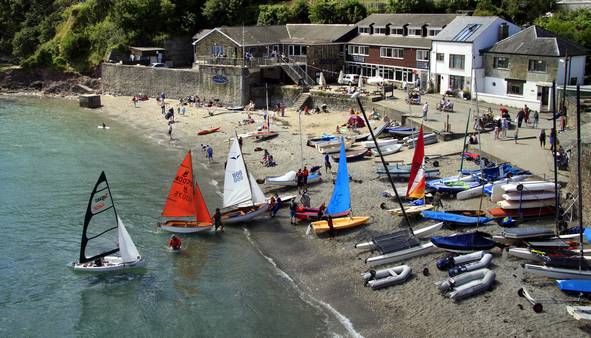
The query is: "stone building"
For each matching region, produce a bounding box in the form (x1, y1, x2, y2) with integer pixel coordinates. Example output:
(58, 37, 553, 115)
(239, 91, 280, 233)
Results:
(478, 26, 587, 112)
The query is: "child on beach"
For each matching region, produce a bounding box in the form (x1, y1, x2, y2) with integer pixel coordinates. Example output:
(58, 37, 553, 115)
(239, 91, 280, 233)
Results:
(206, 145, 213, 163)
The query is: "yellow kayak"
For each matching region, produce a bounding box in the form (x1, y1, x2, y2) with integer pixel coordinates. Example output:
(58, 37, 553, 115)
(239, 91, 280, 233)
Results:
(389, 204, 433, 216)
(311, 216, 370, 234)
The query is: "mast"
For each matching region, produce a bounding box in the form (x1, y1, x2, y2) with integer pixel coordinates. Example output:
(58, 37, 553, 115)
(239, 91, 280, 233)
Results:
(552, 81, 560, 234)
(576, 85, 583, 264)
(458, 108, 472, 176)
(354, 93, 413, 233)
(473, 70, 484, 226)
(235, 130, 256, 206)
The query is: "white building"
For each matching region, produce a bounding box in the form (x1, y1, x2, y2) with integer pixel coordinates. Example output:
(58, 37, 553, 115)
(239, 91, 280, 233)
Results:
(478, 25, 587, 112)
(429, 16, 520, 97)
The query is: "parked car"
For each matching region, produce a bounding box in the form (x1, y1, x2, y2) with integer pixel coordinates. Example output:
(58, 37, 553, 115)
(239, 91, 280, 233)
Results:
(150, 63, 168, 68)
(341, 74, 360, 85)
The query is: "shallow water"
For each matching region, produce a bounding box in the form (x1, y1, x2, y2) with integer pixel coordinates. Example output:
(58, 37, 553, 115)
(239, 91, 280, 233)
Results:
(0, 96, 332, 337)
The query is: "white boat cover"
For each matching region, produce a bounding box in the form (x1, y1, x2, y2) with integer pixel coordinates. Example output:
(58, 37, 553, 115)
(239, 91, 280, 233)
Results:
(117, 216, 141, 263)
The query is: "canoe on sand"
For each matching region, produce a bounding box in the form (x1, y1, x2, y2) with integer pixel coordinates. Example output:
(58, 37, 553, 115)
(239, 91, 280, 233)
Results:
(311, 216, 369, 234)
(198, 127, 221, 135)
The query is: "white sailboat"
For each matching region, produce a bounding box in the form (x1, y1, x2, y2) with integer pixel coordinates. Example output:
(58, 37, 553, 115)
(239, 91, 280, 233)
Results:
(72, 172, 145, 272)
(222, 135, 268, 224)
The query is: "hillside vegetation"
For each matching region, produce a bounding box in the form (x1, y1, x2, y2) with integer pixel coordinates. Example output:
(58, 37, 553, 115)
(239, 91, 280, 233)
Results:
(0, 0, 587, 75)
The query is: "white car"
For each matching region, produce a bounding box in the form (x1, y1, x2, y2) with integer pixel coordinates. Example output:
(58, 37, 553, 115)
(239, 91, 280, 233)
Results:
(341, 74, 360, 85)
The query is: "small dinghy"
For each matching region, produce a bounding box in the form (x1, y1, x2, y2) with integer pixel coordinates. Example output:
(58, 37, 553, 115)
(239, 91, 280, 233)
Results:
(362, 265, 412, 290)
(567, 306, 591, 320)
(361, 138, 398, 149)
(317, 140, 353, 154)
(307, 134, 336, 147)
(497, 199, 555, 209)
(502, 191, 556, 201)
(264, 170, 322, 187)
(436, 268, 496, 301)
(556, 280, 591, 294)
(255, 131, 278, 141)
(404, 133, 437, 148)
(72, 172, 145, 272)
(386, 127, 416, 137)
(491, 181, 558, 203)
(331, 148, 369, 162)
(225, 106, 244, 111)
(447, 252, 493, 277)
(376, 164, 440, 179)
(524, 264, 591, 280)
(366, 242, 438, 265)
(427, 179, 482, 194)
(456, 175, 530, 200)
(437, 250, 487, 270)
(389, 204, 433, 216)
(371, 143, 402, 156)
(354, 122, 389, 142)
(420, 211, 491, 226)
(431, 231, 496, 252)
(501, 227, 555, 240)
(197, 127, 221, 135)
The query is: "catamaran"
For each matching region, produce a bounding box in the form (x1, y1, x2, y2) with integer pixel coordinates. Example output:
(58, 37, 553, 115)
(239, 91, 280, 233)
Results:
(71, 172, 145, 272)
(159, 151, 213, 233)
(222, 135, 268, 224)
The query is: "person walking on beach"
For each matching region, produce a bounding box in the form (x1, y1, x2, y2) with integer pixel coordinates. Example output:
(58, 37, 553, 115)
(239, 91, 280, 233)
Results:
(213, 208, 223, 232)
(501, 116, 508, 138)
(539, 129, 546, 148)
(514, 127, 519, 144)
(422, 102, 428, 120)
(532, 110, 539, 128)
(550, 128, 557, 151)
(132, 96, 138, 108)
(494, 118, 501, 140)
(271, 195, 282, 217)
(168, 123, 173, 139)
(300, 189, 311, 208)
(516, 109, 524, 128)
(324, 153, 332, 174)
(289, 199, 298, 225)
(206, 145, 213, 163)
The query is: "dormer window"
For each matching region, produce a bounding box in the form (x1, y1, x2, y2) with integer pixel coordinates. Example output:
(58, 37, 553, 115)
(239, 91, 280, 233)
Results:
(374, 27, 388, 35)
(428, 29, 441, 36)
(391, 28, 404, 36)
(408, 28, 422, 37)
(359, 27, 370, 34)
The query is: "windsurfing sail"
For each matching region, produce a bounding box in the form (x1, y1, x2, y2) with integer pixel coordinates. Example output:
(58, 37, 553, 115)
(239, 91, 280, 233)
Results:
(327, 138, 351, 215)
(224, 137, 264, 208)
(79, 171, 120, 264)
(161, 151, 211, 224)
(117, 216, 141, 263)
(407, 126, 426, 199)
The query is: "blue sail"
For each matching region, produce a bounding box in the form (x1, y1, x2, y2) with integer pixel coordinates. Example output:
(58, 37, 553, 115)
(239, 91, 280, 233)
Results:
(327, 138, 351, 215)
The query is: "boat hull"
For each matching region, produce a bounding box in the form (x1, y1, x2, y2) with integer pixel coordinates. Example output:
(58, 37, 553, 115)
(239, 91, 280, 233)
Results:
(160, 220, 213, 233)
(389, 204, 433, 216)
(311, 216, 369, 234)
(72, 256, 146, 273)
(524, 264, 591, 280)
(366, 242, 437, 265)
(222, 203, 268, 224)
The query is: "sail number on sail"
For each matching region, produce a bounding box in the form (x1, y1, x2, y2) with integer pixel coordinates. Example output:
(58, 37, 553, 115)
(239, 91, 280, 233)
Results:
(232, 170, 244, 183)
(172, 172, 193, 202)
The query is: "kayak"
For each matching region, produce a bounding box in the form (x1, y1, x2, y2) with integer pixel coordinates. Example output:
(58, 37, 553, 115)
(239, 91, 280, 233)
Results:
(198, 127, 221, 135)
(310, 216, 369, 234)
(488, 206, 555, 218)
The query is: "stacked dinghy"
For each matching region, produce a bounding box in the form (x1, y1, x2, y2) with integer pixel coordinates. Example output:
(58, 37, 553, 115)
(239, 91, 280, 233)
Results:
(435, 251, 496, 301)
(362, 265, 412, 290)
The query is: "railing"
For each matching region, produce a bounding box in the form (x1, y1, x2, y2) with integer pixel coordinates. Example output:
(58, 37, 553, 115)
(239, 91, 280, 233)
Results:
(281, 63, 316, 86)
(194, 55, 307, 67)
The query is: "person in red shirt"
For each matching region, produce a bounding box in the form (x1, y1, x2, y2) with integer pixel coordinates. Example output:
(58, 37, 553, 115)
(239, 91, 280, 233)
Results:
(168, 235, 182, 250)
(302, 166, 309, 187)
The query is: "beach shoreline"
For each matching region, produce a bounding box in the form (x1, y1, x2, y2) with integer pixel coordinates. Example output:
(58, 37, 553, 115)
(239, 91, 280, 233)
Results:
(55, 94, 587, 337)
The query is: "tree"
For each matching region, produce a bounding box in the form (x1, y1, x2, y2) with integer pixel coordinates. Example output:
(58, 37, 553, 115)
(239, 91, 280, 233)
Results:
(473, 0, 500, 17)
(290, 0, 310, 24)
(309, 0, 339, 24)
(535, 9, 591, 50)
(503, 0, 556, 25)
(387, 0, 431, 13)
(337, 0, 367, 24)
(257, 4, 291, 25)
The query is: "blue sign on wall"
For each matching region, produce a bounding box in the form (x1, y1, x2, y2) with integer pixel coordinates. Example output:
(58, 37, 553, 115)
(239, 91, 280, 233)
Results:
(212, 74, 228, 84)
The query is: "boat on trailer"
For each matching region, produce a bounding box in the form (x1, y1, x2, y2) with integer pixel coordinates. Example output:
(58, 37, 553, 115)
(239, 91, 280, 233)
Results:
(72, 172, 145, 272)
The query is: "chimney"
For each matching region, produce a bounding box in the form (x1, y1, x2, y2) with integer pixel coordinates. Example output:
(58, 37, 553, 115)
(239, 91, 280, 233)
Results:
(498, 23, 509, 41)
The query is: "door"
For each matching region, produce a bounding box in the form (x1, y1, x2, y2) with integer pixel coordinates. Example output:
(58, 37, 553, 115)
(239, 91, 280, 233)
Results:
(540, 86, 549, 111)
(436, 75, 441, 93)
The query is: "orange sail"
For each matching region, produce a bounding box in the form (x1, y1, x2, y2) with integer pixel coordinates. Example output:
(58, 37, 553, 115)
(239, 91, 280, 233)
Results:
(162, 151, 211, 224)
(406, 126, 426, 199)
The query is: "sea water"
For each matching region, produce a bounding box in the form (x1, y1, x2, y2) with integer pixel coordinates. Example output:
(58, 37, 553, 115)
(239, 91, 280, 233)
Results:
(0, 96, 336, 337)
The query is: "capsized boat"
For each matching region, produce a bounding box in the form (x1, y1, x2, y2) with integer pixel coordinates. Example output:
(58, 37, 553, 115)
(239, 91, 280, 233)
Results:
(72, 172, 145, 272)
(496, 199, 556, 210)
(264, 170, 322, 187)
(222, 136, 268, 224)
(160, 151, 213, 233)
(310, 139, 369, 234)
(488, 206, 555, 218)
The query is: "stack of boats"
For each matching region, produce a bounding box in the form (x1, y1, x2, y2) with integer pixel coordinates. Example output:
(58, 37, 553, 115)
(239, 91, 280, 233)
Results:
(488, 180, 558, 218)
(435, 250, 496, 301)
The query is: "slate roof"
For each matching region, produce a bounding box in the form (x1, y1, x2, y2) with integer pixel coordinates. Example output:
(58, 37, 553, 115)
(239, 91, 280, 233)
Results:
(347, 35, 432, 49)
(356, 13, 458, 28)
(486, 25, 588, 57)
(193, 24, 356, 46)
(432, 16, 501, 42)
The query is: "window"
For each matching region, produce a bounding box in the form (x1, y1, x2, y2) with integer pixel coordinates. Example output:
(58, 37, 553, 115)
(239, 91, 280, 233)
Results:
(348, 45, 368, 56)
(449, 75, 464, 90)
(358, 27, 370, 34)
(374, 27, 388, 35)
(452, 24, 482, 42)
(436, 53, 444, 62)
(507, 80, 524, 95)
(408, 29, 422, 37)
(288, 45, 307, 56)
(416, 50, 429, 61)
(493, 57, 509, 69)
(380, 47, 404, 59)
(212, 45, 224, 56)
(391, 28, 404, 36)
(429, 29, 441, 36)
(449, 54, 465, 69)
(528, 59, 547, 72)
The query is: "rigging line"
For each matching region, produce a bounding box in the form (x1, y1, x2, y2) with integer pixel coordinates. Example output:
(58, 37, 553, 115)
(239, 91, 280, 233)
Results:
(87, 226, 118, 241)
(91, 205, 114, 216)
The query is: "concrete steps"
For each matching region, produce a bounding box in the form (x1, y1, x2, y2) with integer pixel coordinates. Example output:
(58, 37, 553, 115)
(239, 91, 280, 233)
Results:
(292, 93, 311, 111)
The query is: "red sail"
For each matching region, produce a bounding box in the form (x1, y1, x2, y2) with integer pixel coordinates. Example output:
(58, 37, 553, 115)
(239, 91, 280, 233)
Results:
(406, 126, 426, 199)
(193, 174, 212, 223)
(162, 151, 197, 218)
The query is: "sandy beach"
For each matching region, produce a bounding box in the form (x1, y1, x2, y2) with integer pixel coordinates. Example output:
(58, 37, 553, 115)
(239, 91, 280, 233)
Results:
(94, 94, 587, 337)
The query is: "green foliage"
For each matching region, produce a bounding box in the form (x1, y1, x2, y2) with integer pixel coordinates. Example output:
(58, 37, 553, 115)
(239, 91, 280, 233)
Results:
(290, 0, 310, 24)
(203, 0, 257, 26)
(502, 0, 556, 25)
(387, 0, 430, 13)
(535, 9, 591, 50)
(337, 0, 367, 24)
(257, 4, 292, 25)
(310, 0, 367, 24)
(473, 0, 500, 17)
(309, 0, 339, 24)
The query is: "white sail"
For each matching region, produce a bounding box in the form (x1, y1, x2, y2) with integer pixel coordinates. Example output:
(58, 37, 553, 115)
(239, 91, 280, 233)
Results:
(223, 138, 252, 208)
(249, 173, 266, 204)
(117, 216, 141, 263)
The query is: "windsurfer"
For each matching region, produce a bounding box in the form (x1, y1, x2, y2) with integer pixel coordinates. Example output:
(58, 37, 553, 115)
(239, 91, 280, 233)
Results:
(168, 235, 182, 250)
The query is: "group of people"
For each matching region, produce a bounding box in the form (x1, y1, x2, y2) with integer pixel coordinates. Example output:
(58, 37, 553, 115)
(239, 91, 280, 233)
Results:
(201, 144, 214, 163)
(436, 96, 454, 112)
(261, 149, 276, 167)
(296, 167, 310, 192)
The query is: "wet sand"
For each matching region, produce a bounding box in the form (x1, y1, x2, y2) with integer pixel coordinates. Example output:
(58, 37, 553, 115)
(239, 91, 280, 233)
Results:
(96, 94, 587, 337)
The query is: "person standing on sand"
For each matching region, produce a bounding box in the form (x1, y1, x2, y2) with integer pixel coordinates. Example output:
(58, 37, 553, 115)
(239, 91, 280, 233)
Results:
(302, 166, 309, 187)
(168, 123, 173, 139)
(289, 199, 298, 225)
(422, 102, 428, 121)
(324, 153, 332, 174)
(214, 208, 223, 232)
(532, 110, 539, 128)
(206, 145, 213, 163)
(514, 127, 519, 144)
(539, 129, 546, 148)
(300, 189, 311, 208)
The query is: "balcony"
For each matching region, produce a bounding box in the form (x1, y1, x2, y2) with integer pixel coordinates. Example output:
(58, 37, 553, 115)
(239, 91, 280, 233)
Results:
(194, 55, 307, 68)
